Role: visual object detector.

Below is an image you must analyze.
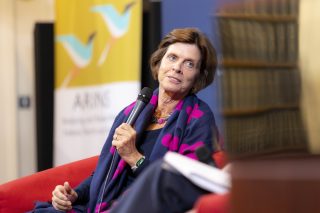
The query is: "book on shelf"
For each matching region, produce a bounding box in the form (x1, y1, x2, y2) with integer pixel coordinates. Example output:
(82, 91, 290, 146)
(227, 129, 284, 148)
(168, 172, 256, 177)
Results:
(224, 109, 307, 156)
(220, 68, 300, 111)
(214, 0, 299, 63)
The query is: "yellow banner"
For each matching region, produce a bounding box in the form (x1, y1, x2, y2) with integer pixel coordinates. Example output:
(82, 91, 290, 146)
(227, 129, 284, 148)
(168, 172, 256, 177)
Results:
(55, 0, 141, 88)
(54, 0, 141, 165)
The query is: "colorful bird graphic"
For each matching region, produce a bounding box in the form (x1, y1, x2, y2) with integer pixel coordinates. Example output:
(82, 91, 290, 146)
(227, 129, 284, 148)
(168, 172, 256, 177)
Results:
(91, 1, 136, 65)
(56, 32, 96, 88)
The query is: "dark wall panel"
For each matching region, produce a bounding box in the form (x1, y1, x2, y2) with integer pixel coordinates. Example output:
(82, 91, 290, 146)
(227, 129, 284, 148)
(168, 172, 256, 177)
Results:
(34, 23, 54, 171)
(141, 0, 161, 90)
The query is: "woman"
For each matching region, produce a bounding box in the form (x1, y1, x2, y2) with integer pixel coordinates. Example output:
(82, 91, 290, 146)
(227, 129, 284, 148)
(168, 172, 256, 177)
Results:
(33, 27, 218, 212)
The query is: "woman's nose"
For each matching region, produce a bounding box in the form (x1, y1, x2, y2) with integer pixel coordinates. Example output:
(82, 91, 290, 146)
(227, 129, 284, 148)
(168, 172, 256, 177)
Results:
(172, 62, 182, 73)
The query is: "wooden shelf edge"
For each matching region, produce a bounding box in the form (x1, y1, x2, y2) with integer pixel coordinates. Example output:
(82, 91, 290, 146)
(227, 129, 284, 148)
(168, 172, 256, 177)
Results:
(220, 59, 297, 69)
(214, 13, 297, 22)
(222, 104, 300, 117)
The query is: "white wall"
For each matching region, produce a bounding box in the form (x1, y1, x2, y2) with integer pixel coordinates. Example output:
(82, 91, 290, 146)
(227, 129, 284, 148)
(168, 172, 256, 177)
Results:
(0, 0, 18, 184)
(0, 0, 54, 184)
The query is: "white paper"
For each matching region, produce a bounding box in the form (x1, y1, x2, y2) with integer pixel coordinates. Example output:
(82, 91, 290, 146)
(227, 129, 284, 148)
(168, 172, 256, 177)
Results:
(163, 152, 231, 194)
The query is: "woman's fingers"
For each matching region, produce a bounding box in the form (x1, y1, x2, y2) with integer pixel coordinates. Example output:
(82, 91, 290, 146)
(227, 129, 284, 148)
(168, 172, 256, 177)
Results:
(115, 124, 134, 137)
(52, 198, 72, 211)
(51, 184, 73, 211)
(112, 124, 136, 147)
(52, 185, 68, 201)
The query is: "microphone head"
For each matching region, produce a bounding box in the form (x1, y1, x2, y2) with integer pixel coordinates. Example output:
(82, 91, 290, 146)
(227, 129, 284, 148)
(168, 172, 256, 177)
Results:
(138, 87, 153, 103)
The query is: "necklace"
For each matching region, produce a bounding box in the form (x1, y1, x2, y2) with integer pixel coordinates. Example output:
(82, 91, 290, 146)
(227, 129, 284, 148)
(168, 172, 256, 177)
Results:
(151, 115, 170, 124)
(151, 111, 172, 124)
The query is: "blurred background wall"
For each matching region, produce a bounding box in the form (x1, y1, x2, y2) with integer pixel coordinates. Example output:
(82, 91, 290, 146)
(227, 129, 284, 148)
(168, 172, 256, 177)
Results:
(0, 0, 54, 183)
(299, 0, 320, 154)
(0, 0, 18, 184)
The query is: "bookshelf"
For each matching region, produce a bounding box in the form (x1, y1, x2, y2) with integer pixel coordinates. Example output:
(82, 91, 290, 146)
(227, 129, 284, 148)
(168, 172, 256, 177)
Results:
(214, 0, 307, 157)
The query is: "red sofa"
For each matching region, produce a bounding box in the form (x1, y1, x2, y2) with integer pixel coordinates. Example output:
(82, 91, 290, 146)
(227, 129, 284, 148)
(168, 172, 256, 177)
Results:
(0, 153, 229, 213)
(0, 156, 99, 213)
(193, 151, 230, 213)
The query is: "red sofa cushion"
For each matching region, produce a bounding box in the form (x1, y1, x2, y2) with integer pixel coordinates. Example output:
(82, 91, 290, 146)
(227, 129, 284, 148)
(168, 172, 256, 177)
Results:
(194, 193, 230, 213)
(192, 151, 230, 213)
(0, 156, 98, 213)
(212, 151, 228, 169)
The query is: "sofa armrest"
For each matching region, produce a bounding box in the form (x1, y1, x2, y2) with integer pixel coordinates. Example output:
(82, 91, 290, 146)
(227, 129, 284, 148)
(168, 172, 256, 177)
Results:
(194, 193, 230, 213)
(0, 156, 98, 213)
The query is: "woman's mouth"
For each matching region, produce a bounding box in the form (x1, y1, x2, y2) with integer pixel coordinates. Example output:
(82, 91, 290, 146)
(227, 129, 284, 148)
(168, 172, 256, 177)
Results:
(168, 76, 181, 84)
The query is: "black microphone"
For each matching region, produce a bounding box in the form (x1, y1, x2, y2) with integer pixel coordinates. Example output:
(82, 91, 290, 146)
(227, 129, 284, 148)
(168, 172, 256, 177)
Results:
(99, 88, 152, 206)
(126, 87, 153, 126)
(195, 145, 216, 167)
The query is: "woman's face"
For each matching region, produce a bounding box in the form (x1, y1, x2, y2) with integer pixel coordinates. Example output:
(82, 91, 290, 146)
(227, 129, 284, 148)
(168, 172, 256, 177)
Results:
(158, 42, 201, 99)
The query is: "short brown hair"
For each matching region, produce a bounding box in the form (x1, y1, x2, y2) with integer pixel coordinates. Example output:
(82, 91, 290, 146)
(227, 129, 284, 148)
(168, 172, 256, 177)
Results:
(149, 28, 217, 93)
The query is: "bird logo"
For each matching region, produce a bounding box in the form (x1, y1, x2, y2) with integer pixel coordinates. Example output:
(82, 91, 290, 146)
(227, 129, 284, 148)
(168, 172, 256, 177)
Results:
(56, 32, 96, 88)
(91, 1, 136, 65)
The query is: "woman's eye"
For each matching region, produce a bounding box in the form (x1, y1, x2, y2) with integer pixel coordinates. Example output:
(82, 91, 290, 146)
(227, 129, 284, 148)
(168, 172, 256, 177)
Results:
(168, 55, 176, 61)
(184, 61, 194, 69)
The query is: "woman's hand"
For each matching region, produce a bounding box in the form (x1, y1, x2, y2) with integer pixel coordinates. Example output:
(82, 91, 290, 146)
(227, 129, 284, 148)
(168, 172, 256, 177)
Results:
(112, 123, 143, 167)
(52, 181, 78, 211)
